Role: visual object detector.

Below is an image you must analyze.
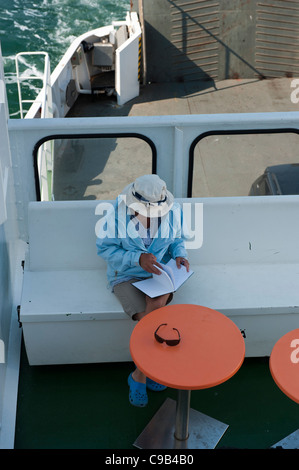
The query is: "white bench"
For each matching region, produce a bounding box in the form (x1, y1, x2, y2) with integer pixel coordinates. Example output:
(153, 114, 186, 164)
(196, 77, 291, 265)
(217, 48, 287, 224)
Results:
(20, 197, 299, 365)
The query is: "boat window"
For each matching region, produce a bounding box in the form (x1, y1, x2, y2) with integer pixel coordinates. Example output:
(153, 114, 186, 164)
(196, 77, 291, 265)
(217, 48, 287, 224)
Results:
(250, 175, 272, 196)
(34, 135, 155, 201)
(189, 131, 299, 197)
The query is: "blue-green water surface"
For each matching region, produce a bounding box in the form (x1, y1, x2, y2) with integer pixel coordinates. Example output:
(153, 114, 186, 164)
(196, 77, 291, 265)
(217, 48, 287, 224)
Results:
(0, 0, 128, 117)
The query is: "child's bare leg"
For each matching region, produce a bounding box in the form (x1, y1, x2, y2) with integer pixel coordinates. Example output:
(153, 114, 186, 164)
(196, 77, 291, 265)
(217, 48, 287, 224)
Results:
(132, 293, 170, 383)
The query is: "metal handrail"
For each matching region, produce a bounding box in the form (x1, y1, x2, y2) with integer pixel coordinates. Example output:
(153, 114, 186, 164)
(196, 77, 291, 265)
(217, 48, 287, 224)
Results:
(15, 52, 54, 200)
(15, 51, 51, 118)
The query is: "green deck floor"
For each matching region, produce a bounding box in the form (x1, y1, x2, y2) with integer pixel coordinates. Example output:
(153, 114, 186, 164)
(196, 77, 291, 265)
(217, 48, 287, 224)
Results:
(14, 340, 299, 450)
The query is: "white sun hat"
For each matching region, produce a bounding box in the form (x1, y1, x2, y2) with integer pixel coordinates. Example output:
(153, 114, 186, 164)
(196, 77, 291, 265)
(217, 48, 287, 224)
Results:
(120, 174, 174, 217)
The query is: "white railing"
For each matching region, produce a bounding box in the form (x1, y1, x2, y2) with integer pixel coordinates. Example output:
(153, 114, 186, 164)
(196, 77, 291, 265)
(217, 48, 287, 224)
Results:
(15, 52, 52, 119)
(7, 111, 299, 239)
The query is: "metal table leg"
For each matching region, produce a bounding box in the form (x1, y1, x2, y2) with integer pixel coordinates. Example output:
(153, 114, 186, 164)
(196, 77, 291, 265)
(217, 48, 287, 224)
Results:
(133, 390, 229, 449)
(175, 390, 191, 440)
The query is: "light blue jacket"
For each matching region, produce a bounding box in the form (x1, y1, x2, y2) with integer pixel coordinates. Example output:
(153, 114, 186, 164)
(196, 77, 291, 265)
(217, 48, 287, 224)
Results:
(96, 199, 188, 286)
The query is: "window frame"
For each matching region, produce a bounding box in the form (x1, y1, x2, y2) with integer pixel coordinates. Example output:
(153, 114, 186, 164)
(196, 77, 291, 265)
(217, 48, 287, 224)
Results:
(33, 133, 157, 201)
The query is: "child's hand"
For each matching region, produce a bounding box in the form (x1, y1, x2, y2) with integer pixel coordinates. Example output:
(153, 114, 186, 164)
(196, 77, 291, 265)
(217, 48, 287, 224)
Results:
(175, 257, 189, 272)
(139, 253, 163, 274)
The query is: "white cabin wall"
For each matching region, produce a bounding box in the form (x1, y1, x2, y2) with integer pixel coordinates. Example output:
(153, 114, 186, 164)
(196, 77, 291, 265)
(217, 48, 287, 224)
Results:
(0, 44, 23, 449)
(115, 13, 141, 105)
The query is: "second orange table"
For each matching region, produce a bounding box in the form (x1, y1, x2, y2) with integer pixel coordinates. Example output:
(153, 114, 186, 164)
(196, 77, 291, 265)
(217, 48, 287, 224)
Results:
(270, 328, 299, 404)
(270, 329, 299, 449)
(130, 304, 245, 449)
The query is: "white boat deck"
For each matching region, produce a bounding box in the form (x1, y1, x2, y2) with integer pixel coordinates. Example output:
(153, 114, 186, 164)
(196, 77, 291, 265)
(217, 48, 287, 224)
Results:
(62, 78, 299, 200)
(68, 78, 298, 118)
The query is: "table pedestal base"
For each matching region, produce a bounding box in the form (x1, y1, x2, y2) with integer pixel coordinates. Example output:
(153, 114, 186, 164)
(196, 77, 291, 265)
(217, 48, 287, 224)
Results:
(133, 398, 228, 449)
(271, 429, 299, 449)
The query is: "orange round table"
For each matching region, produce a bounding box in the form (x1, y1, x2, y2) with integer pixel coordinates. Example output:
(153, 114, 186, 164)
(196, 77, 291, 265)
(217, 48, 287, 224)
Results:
(269, 329, 299, 449)
(270, 329, 299, 404)
(130, 304, 245, 449)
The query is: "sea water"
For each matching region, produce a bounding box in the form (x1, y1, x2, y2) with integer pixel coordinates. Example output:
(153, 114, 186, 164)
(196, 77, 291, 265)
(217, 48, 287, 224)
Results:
(0, 0, 128, 117)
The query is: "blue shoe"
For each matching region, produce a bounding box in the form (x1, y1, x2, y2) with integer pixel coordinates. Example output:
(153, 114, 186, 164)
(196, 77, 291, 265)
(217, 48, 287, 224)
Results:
(128, 373, 148, 407)
(146, 377, 167, 392)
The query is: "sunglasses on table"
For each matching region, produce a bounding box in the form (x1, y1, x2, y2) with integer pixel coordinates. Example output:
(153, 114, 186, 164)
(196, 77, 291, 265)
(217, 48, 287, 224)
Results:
(154, 323, 181, 346)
